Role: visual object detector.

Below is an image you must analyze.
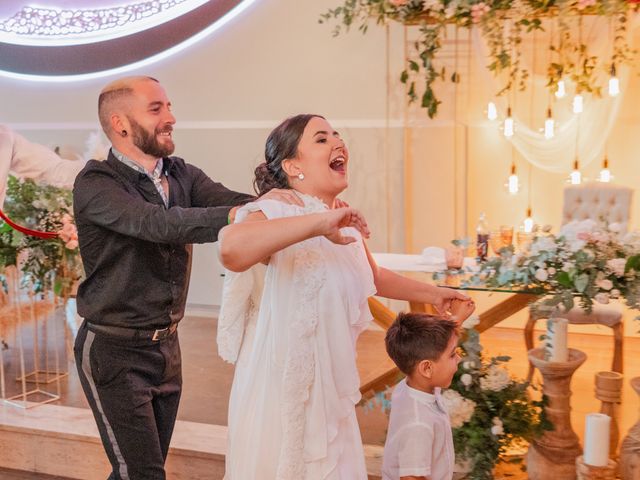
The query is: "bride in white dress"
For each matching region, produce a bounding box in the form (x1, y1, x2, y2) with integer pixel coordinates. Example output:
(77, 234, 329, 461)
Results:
(217, 114, 470, 480)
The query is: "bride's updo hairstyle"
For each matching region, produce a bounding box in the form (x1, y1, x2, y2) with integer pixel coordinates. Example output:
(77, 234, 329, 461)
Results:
(253, 114, 324, 195)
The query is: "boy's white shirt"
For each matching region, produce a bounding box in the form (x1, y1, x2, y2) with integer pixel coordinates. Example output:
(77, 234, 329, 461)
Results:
(382, 379, 455, 480)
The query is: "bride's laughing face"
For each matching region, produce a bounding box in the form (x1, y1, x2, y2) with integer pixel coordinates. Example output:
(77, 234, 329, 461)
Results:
(286, 116, 348, 203)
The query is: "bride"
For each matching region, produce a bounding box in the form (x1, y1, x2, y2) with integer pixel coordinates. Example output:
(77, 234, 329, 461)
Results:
(217, 114, 470, 479)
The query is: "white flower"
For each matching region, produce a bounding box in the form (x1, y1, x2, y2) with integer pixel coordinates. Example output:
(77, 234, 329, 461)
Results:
(442, 389, 476, 428)
(607, 258, 626, 277)
(560, 219, 598, 242)
(596, 278, 613, 291)
(462, 361, 475, 370)
(460, 373, 473, 386)
(595, 292, 610, 304)
(562, 262, 575, 272)
(534, 268, 548, 282)
(480, 365, 511, 392)
(547, 267, 556, 275)
(422, 0, 441, 11)
(530, 237, 557, 255)
(491, 417, 504, 435)
(609, 222, 623, 234)
(611, 289, 621, 299)
(461, 314, 480, 330)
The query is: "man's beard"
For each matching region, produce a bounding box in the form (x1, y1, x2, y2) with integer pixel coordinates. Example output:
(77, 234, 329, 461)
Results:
(129, 117, 175, 158)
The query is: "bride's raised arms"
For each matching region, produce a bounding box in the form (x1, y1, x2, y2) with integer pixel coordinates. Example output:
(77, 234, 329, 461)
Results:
(218, 206, 370, 273)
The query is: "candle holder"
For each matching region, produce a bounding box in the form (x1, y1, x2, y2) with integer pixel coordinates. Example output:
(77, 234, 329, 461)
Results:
(620, 377, 640, 480)
(576, 456, 617, 480)
(526, 348, 587, 480)
(595, 371, 623, 460)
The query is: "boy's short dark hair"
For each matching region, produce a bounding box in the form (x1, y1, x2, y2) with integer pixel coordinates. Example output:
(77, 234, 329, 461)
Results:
(385, 312, 459, 375)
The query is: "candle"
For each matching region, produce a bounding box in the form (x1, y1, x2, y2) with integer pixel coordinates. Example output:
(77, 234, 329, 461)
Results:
(584, 413, 611, 466)
(545, 318, 568, 362)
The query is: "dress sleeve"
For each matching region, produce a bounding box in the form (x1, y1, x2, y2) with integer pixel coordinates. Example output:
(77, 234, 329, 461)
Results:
(396, 424, 434, 478)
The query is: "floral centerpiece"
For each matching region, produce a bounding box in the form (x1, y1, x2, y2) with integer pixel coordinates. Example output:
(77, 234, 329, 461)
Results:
(320, 0, 637, 117)
(1, 175, 82, 297)
(441, 317, 549, 479)
(468, 220, 640, 317)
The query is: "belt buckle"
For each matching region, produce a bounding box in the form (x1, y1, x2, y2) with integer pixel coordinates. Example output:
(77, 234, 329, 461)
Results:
(152, 327, 168, 341)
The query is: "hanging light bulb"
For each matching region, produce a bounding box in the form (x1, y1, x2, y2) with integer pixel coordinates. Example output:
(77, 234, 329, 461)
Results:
(608, 64, 620, 97)
(523, 207, 534, 233)
(506, 163, 519, 194)
(503, 107, 514, 137)
(555, 79, 566, 99)
(599, 155, 612, 182)
(544, 107, 555, 139)
(572, 94, 584, 113)
(569, 158, 582, 184)
(487, 101, 498, 120)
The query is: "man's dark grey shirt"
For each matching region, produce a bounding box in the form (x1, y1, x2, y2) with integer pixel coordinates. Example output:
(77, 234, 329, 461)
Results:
(73, 150, 253, 329)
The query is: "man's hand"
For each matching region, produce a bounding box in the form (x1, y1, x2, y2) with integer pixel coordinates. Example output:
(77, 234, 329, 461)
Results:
(319, 208, 370, 245)
(258, 188, 304, 206)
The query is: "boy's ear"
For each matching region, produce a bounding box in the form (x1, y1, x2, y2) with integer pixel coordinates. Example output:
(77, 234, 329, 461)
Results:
(417, 359, 433, 379)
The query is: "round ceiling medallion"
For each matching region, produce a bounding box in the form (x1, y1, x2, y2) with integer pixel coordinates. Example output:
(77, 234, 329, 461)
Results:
(0, 0, 255, 81)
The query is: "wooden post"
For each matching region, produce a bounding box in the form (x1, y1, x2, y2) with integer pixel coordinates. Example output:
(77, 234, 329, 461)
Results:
(526, 347, 586, 480)
(594, 371, 623, 460)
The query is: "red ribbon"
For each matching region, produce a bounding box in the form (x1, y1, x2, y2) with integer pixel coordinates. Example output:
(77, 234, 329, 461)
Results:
(0, 210, 59, 239)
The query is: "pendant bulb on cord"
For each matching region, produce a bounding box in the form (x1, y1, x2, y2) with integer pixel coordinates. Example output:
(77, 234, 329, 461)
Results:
(506, 162, 519, 194)
(544, 107, 555, 139)
(570, 158, 582, 185)
(599, 155, 612, 183)
(608, 64, 620, 97)
(523, 207, 534, 233)
(573, 94, 584, 113)
(504, 106, 514, 137)
(487, 101, 497, 120)
(555, 79, 566, 98)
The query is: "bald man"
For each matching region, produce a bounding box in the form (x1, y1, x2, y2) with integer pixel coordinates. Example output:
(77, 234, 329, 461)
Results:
(72, 76, 299, 479)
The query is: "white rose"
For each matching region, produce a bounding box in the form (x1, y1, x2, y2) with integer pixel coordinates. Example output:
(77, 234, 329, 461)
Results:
(462, 361, 474, 370)
(609, 222, 623, 234)
(460, 373, 472, 386)
(595, 292, 610, 304)
(491, 424, 504, 435)
(441, 389, 476, 428)
(611, 289, 621, 298)
(480, 365, 511, 392)
(535, 268, 549, 282)
(461, 314, 480, 330)
(547, 267, 556, 275)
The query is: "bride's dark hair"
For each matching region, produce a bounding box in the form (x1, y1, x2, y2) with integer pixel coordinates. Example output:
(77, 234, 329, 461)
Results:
(253, 114, 324, 196)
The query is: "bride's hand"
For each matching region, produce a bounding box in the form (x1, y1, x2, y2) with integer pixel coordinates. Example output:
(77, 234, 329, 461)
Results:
(318, 208, 370, 245)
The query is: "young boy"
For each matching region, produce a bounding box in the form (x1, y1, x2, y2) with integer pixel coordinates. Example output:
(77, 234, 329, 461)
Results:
(382, 300, 476, 480)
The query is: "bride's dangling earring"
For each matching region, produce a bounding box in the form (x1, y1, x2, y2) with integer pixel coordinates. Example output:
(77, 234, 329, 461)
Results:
(297, 173, 305, 181)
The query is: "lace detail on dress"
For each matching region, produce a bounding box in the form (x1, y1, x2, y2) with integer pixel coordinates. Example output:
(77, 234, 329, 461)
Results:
(276, 244, 326, 479)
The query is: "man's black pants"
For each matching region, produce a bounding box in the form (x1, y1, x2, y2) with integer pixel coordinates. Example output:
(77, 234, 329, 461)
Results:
(74, 320, 182, 480)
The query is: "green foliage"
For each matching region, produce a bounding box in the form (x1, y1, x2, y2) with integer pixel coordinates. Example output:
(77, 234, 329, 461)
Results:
(321, 0, 637, 118)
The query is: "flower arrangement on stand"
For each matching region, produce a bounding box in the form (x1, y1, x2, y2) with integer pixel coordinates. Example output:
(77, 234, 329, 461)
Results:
(2, 176, 82, 298)
(441, 317, 550, 479)
(468, 219, 640, 318)
(320, 0, 638, 117)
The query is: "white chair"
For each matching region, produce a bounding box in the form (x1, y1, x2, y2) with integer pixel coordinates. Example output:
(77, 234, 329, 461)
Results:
(524, 183, 633, 381)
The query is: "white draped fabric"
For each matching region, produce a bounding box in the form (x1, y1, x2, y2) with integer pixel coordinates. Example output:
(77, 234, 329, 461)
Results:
(218, 193, 376, 480)
(470, 16, 640, 173)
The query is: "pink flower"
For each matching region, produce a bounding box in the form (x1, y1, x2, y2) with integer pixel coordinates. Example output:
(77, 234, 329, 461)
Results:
(65, 239, 79, 250)
(390, 0, 409, 6)
(576, 231, 591, 241)
(61, 213, 73, 225)
(471, 2, 490, 22)
(59, 222, 78, 243)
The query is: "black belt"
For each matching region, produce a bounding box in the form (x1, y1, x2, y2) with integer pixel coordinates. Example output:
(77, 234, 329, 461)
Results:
(87, 322, 177, 342)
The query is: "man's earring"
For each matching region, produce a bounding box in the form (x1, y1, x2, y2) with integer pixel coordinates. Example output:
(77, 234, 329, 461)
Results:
(297, 173, 305, 181)
(121, 130, 128, 137)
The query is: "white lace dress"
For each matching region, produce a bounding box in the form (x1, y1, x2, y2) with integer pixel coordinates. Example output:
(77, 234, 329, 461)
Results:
(218, 193, 376, 480)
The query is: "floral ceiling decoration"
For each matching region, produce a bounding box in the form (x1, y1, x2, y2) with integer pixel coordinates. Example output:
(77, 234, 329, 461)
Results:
(321, 0, 639, 118)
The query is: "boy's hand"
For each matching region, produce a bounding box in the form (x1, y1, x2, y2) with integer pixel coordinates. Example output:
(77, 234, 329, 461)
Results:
(449, 298, 476, 325)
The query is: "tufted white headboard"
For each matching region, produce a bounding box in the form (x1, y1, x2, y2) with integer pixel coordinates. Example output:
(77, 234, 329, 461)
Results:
(562, 183, 633, 231)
